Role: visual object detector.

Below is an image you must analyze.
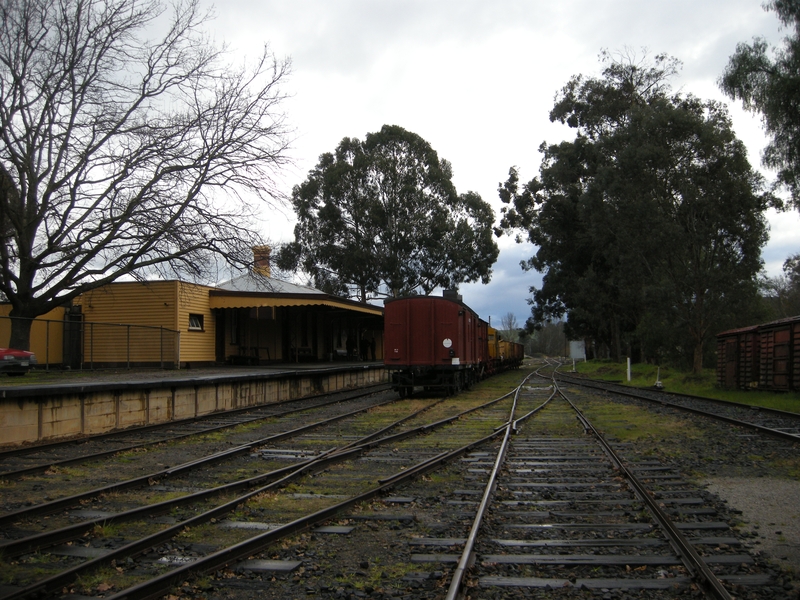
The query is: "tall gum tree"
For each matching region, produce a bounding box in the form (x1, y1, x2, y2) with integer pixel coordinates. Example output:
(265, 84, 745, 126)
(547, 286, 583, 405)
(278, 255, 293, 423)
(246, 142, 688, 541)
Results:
(721, 0, 800, 210)
(277, 125, 499, 301)
(0, 0, 292, 349)
(498, 52, 770, 372)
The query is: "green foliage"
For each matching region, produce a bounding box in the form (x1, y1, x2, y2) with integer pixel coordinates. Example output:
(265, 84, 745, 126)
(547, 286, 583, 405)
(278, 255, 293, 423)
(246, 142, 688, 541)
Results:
(277, 125, 499, 301)
(760, 253, 800, 318)
(498, 51, 770, 372)
(720, 0, 800, 210)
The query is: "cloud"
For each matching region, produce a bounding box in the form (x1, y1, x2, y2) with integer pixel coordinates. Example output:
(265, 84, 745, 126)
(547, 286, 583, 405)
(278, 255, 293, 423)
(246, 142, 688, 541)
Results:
(461, 238, 541, 326)
(204, 0, 796, 321)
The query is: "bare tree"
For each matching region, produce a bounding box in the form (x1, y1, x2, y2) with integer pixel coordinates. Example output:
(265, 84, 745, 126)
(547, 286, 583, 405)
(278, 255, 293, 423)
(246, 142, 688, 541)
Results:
(0, 0, 292, 348)
(499, 312, 518, 340)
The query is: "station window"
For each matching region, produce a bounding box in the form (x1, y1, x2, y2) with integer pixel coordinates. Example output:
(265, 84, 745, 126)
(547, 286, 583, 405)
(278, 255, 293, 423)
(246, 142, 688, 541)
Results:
(188, 313, 204, 331)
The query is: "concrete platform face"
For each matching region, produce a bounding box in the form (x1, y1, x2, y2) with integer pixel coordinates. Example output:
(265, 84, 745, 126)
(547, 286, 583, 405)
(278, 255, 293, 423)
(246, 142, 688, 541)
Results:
(0, 363, 387, 447)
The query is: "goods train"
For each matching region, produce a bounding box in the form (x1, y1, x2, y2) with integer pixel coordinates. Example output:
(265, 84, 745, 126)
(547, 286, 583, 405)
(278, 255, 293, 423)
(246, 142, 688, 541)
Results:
(383, 291, 524, 397)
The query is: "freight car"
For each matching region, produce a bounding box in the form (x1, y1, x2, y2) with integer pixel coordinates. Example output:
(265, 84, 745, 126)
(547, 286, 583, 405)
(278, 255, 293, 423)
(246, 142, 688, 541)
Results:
(716, 315, 800, 391)
(383, 291, 524, 397)
(384, 291, 481, 396)
(486, 326, 525, 373)
(499, 337, 525, 369)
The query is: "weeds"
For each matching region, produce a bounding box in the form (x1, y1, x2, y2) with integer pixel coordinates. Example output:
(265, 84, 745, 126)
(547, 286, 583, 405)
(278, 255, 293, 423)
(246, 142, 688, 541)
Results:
(574, 360, 800, 412)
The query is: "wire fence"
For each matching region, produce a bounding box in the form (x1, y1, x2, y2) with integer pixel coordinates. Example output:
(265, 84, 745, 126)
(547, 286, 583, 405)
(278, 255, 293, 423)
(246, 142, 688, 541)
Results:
(0, 315, 180, 370)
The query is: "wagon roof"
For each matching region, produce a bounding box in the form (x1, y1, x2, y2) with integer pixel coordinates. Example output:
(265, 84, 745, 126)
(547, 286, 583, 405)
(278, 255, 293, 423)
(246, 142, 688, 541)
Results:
(383, 294, 479, 315)
(717, 314, 800, 337)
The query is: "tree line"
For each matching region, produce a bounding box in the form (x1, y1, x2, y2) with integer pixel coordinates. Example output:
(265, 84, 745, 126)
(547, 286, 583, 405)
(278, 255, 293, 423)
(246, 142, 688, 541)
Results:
(1, 0, 799, 375)
(496, 51, 771, 373)
(494, 0, 800, 372)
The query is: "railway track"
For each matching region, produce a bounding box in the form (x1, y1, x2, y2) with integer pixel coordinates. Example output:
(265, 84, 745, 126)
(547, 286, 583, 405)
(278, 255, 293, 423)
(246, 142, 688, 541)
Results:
(0, 373, 529, 600)
(550, 363, 800, 442)
(406, 372, 774, 599)
(0, 384, 391, 479)
(0, 366, 786, 599)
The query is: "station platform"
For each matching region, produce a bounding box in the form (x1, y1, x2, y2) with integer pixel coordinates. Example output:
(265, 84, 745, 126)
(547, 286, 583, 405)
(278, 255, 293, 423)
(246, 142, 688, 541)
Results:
(0, 361, 388, 447)
(0, 361, 384, 397)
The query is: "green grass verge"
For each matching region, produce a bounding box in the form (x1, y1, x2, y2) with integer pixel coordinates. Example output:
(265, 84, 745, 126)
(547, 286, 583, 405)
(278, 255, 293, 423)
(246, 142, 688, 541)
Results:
(572, 359, 800, 413)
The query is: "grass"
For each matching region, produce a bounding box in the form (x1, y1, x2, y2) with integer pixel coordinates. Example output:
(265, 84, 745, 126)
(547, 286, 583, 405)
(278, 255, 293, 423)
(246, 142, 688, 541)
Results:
(72, 565, 143, 596)
(90, 522, 120, 538)
(579, 398, 705, 448)
(572, 359, 800, 413)
(334, 559, 424, 590)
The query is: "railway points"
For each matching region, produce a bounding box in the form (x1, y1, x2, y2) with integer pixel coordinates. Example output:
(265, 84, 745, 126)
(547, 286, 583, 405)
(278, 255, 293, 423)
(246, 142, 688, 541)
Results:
(0, 360, 795, 599)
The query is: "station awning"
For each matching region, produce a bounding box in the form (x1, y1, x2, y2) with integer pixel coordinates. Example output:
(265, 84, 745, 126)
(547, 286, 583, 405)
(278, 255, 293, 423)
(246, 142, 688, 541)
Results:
(208, 292, 383, 316)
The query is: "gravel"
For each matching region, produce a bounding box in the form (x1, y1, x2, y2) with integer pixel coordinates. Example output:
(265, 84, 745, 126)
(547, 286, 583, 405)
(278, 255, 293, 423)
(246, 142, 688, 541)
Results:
(704, 476, 800, 573)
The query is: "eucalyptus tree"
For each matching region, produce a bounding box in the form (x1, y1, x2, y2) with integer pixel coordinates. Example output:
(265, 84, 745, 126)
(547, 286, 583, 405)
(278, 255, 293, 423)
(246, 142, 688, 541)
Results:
(721, 0, 800, 210)
(0, 0, 292, 348)
(499, 52, 770, 371)
(278, 125, 498, 301)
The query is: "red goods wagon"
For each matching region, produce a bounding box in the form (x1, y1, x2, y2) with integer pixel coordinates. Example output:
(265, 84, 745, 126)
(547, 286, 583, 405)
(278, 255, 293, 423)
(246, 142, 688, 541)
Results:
(757, 317, 800, 391)
(384, 291, 482, 396)
(477, 319, 490, 375)
(508, 340, 525, 367)
(716, 325, 759, 389)
(716, 315, 800, 391)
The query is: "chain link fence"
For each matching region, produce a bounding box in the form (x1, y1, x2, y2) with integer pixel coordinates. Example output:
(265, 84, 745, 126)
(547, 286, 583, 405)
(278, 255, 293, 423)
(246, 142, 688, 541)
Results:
(0, 315, 180, 370)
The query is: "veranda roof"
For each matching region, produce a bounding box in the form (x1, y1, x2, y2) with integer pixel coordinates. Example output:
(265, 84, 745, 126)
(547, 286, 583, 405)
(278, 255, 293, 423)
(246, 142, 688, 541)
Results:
(210, 273, 382, 316)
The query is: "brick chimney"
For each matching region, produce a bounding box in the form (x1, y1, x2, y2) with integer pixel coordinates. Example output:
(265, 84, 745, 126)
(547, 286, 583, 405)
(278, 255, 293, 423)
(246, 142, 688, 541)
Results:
(252, 245, 271, 277)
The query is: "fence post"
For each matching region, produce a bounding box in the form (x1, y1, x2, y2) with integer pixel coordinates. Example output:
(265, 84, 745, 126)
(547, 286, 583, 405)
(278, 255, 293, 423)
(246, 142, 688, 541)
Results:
(90, 322, 94, 371)
(127, 325, 131, 370)
(160, 326, 164, 370)
(80, 319, 84, 371)
(45, 320, 50, 371)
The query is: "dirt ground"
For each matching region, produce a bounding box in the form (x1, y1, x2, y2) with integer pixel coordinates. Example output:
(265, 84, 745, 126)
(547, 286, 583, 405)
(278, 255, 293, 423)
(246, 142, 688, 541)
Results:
(705, 476, 800, 575)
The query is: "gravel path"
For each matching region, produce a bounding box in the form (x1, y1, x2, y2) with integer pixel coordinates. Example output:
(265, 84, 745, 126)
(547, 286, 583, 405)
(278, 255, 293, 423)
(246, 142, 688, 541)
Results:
(705, 476, 800, 573)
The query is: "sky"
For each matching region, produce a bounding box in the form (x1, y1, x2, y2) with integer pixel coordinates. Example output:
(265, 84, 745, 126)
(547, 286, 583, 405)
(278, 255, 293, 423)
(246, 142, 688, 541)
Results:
(203, 0, 799, 327)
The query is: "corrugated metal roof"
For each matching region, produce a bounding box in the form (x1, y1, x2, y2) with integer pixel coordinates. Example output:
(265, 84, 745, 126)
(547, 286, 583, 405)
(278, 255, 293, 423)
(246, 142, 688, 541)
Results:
(217, 273, 325, 295)
(211, 273, 382, 316)
(208, 294, 381, 315)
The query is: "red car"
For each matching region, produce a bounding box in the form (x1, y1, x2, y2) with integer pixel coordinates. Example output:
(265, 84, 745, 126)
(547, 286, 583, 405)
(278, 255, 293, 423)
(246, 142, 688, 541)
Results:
(0, 347, 37, 375)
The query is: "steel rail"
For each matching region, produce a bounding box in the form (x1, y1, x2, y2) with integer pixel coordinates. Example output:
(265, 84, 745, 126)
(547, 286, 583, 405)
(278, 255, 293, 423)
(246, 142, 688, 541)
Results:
(444, 372, 543, 600)
(554, 369, 800, 443)
(553, 378, 734, 600)
(100, 424, 517, 600)
(0, 399, 440, 558)
(0, 395, 399, 527)
(0, 384, 513, 600)
(0, 385, 391, 478)
(556, 369, 800, 421)
(6, 384, 525, 600)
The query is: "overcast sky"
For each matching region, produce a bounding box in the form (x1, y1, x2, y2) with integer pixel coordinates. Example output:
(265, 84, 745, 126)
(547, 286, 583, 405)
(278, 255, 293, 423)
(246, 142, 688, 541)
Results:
(204, 0, 799, 327)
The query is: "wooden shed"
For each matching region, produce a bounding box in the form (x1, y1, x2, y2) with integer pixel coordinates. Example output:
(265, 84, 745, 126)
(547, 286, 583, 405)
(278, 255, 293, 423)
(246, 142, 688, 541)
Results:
(75, 280, 215, 368)
(717, 315, 800, 391)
